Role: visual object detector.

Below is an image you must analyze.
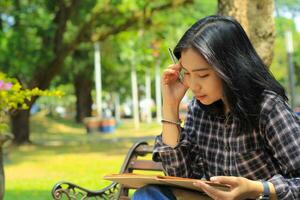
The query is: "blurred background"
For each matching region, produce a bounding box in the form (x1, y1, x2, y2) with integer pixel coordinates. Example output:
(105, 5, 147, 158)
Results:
(0, 0, 299, 199)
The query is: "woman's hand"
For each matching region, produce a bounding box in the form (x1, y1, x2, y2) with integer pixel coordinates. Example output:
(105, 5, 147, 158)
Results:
(193, 176, 262, 200)
(162, 63, 188, 107)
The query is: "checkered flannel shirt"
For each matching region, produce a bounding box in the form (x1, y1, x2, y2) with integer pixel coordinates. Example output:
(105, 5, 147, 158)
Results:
(153, 90, 300, 199)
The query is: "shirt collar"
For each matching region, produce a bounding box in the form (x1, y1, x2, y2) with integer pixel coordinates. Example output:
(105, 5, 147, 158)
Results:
(194, 97, 228, 119)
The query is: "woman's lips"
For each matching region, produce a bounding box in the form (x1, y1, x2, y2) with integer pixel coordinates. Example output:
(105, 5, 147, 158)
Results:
(196, 95, 207, 101)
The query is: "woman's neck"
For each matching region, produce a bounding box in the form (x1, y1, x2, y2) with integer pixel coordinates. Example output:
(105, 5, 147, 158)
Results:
(222, 100, 230, 114)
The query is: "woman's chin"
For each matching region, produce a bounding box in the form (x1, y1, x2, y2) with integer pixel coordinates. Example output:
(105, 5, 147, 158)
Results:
(197, 99, 210, 105)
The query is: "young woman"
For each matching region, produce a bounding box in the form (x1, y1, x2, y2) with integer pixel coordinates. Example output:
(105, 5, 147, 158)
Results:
(133, 15, 300, 200)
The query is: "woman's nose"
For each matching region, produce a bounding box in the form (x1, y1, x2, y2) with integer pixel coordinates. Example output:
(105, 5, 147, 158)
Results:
(188, 76, 201, 91)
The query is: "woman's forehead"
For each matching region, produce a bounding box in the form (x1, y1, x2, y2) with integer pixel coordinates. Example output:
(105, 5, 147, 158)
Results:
(181, 48, 212, 71)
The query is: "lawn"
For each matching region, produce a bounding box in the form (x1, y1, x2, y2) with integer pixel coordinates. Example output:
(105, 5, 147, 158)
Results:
(3, 112, 161, 200)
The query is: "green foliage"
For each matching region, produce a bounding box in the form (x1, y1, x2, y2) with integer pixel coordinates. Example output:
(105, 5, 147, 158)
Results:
(37, 83, 75, 116)
(0, 0, 217, 104)
(0, 1, 55, 81)
(0, 72, 63, 133)
(100, 0, 217, 100)
(271, 3, 300, 105)
(271, 17, 300, 86)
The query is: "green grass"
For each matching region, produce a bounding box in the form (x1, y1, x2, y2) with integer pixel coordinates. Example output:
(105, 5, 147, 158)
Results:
(3, 112, 161, 200)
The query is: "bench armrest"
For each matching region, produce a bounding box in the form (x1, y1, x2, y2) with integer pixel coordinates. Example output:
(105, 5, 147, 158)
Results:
(52, 181, 119, 200)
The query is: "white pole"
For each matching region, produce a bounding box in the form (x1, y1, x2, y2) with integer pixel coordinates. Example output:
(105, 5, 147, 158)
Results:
(131, 65, 140, 129)
(285, 31, 294, 54)
(94, 42, 102, 118)
(114, 93, 121, 122)
(285, 31, 296, 109)
(155, 60, 162, 123)
(145, 69, 152, 123)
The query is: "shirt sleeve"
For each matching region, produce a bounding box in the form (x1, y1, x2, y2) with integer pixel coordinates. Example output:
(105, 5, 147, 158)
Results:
(152, 100, 202, 178)
(260, 97, 300, 199)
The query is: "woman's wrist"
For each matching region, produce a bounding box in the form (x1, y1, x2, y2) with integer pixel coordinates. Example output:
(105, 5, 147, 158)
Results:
(248, 180, 264, 199)
(162, 103, 181, 148)
(248, 180, 277, 200)
(162, 103, 180, 121)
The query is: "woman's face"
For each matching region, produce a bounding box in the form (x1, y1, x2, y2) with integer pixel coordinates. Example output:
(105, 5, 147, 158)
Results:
(180, 48, 224, 106)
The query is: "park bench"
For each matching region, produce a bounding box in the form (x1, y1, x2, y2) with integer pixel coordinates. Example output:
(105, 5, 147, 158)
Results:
(51, 140, 163, 200)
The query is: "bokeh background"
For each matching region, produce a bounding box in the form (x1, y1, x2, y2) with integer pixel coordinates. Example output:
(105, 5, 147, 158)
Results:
(0, 0, 300, 199)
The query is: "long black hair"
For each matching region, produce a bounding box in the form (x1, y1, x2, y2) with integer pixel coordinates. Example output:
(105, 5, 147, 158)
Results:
(174, 15, 287, 134)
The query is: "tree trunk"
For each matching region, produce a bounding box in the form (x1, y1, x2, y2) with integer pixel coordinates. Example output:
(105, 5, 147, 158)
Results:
(0, 147, 4, 200)
(0, 134, 12, 200)
(74, 73, 93, 123)
(10, 109, 30, 144)
(218, 0, 275, 66)
(0, 17, 3, 32)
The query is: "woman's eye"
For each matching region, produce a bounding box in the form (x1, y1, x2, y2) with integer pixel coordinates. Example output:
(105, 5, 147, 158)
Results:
(198, 74, 209, 78)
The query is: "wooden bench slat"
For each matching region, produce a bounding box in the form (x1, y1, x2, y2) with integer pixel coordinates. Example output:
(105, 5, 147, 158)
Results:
(129, 160, 163, 171)
(119, 196, 131, 200)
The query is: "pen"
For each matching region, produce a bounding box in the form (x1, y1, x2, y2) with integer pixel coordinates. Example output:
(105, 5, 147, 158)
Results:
(168, 48, 177, 64)
(168, 48, 184, 82)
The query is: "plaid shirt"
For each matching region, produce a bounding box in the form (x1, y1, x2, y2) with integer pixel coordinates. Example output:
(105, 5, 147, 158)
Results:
(153, 90, 300, 199)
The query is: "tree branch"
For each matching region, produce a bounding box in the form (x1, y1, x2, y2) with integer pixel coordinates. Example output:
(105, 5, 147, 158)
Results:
(91, 0, 194, 42)
(30, 0, 193, 93)
(52, 0, 80, 53)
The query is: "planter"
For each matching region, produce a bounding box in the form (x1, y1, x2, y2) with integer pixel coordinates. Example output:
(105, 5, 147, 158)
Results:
(0, 133, 13, 200)
(83, 117, 102, 133)
(100, 118, 116, 133)
(83, 117, 116, 134)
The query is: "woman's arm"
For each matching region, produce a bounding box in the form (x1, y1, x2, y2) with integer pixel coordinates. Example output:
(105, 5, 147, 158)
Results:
(162, 101, 181, 148)
(153, 99, 202, 178)
(160, 62, 188, 147)
(260, 96, 300, 199)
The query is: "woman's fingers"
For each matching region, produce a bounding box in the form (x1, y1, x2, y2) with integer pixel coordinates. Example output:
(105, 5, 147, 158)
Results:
(210, 176, 239, 187)
(162, 68, 180, 84)
(167, 62, 181, 70)
(162, 62, 183, 84)
(193, 181, 228, 200)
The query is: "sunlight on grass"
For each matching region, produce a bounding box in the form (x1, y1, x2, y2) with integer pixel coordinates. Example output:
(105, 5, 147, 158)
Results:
(4, 112, 161, 200)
